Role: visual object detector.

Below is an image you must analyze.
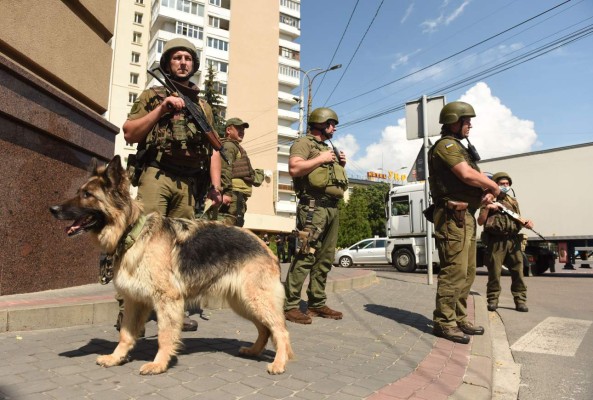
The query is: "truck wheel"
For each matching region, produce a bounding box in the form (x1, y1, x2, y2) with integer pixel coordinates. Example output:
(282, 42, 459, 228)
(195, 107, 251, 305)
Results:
(393, 248, 416, 272)
(339, 256, 353, 268)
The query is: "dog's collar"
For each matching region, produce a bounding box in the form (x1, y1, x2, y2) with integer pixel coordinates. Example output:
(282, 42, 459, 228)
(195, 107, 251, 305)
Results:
(114, 214, 147, 256)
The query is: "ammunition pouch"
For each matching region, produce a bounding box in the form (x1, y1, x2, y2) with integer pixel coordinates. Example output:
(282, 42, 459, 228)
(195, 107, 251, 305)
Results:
(127, 148, 150, 187)
(446, 200, 468, 228)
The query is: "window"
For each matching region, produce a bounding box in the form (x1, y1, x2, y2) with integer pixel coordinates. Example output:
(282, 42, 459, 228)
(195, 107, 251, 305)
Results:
(209, 16, 220, 28)
(130, 73, 139, 85)
(279, 64, 299, 78)
(129, 92, 138, 103)
(280, 46, 299, 60)
(280, 13, 300, 29)
(213, 82, 227, 96)
(207, 37, 228, 51)
(206, 58, 228, 73)
(161, 0, 203, 15)
(135, 0, 144, 4)
(280, 0, 300, 12)
(177, 22, 203, 40)
(134, 12, 143, 24)
(131, 52, 140, 64)
(209, 0, 221, 6)
(391, 196, 410, 217)
(132, 31, 142, 44)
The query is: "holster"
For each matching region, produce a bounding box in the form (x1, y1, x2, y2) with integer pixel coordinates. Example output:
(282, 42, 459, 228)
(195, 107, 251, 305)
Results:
(297, 228, 321, 255)
(446, 200, 468, 228)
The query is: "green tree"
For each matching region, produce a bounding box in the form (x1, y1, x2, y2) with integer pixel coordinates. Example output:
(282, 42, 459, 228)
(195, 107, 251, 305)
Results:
(337, 187, 372, 248)
(361, 183, 390, 237)
(202, 65, 226, 137)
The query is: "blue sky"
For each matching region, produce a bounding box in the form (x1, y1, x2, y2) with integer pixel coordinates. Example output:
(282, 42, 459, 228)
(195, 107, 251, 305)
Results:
(296, 0, 593, 179)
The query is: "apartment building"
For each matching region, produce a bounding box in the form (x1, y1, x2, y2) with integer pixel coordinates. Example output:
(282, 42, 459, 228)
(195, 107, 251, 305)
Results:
(109, 0, 301, 232)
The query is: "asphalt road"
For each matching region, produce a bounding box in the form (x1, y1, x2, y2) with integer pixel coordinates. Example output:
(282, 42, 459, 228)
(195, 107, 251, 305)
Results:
(358, 264, 593, 399)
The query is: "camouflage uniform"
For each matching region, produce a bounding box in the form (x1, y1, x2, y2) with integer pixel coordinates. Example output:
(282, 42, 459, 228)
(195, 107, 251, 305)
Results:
(217, 138, 254, 226)
(480, 195, 527, 307)
(128, 83, 215, 219)
(428, 136, 483, 330)
(284, 134, 348, 311)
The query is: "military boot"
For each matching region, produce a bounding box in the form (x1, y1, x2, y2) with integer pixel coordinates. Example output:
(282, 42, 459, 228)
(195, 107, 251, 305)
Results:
(487, 300, 498, 312)
(515, 303, 529, 312)
(433, 325, 470, 344)
(458, 321, 485, 335)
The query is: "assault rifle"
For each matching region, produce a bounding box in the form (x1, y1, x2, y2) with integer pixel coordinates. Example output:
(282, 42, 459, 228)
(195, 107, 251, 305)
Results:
(491, 198, 548, 241)
(147, 67, 230, 164)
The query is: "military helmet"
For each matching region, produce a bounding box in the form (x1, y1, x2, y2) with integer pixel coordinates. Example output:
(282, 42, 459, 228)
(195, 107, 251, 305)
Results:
(160, 38, 200, 75)
(492, 172, 512, 185)
(308, 107, 339, 125)
(439, 101, 476, 124)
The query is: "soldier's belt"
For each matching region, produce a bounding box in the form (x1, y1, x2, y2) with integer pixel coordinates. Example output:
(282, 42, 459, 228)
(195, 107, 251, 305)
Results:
(445, 200, 468, 228)
(299, 196, 338, 208)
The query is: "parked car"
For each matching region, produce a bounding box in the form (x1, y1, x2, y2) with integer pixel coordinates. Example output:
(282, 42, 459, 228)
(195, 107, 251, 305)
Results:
(334, 238, 389, 268)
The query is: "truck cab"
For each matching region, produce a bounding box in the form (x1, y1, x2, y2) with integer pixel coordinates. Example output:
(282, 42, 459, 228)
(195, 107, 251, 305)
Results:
(385, 183, 438, 272)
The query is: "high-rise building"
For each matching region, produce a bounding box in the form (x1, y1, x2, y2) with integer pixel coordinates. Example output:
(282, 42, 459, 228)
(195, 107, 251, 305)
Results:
(108, 0, 301, 232)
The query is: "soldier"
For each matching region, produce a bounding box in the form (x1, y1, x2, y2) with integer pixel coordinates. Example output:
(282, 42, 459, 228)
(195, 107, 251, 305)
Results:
(478, 172, 533, 312)
(284, 107, 348, 324)
(216, 118, 256, 227)
(428, 101, 501, 344)
(120, 38, 223, 332)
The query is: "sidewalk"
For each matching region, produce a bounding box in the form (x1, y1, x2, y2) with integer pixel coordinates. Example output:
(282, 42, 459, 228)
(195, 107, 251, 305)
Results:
(0, 266, 502, 400)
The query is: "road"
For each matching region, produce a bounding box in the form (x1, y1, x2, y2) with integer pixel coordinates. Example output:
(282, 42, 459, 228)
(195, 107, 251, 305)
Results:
(362, 264, 593, 400)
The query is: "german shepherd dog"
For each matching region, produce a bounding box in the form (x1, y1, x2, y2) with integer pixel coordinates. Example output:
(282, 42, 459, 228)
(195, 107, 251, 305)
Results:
(50, 155, 293, 375)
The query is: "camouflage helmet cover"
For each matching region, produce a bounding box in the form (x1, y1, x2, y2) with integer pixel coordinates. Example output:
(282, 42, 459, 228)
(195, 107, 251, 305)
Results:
(308, 107, 339, 125)
(439, 101, 476, 124)
(492, 172, 512, 185)
(160, 38, 200, 75)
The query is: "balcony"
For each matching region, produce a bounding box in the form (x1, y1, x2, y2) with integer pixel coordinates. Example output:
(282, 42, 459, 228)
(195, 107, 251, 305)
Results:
(276, 200, 297, 214)
(278, 109, 299, 123)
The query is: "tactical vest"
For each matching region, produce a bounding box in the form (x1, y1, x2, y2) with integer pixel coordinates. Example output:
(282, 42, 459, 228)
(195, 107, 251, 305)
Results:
(485, 195, 522, 235)
(143, 86, 212, 171)
(227, 140, 255, 184)
(428, 135, 483, 210)
(294, 136, 349, 199)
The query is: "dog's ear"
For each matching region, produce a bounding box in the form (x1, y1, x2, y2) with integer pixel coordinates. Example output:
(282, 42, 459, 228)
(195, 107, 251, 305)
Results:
(104, 155, 125, 188)
(88, 158, 99, 175)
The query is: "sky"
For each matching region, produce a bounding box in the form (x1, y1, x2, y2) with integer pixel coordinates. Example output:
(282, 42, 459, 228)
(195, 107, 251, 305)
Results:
(296, 0, 593, 180)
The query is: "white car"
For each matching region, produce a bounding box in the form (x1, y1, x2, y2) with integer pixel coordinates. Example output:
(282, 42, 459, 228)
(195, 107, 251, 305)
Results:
(334, 238, 389, 268)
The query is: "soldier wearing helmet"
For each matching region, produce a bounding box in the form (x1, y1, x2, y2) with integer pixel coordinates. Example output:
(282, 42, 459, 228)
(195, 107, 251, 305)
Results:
(284, 107, 348, 324)
(120, 37, 221, 332)
(427, 101, 501, 344)
(478, 172, 533, 313)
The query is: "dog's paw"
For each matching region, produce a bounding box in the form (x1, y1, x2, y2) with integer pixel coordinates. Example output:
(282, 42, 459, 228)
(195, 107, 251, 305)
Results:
(96, 354, 123, 367)
(238, 346, 260, 357)
(266, 362, 286, 375)
(139, 362, 168, 375)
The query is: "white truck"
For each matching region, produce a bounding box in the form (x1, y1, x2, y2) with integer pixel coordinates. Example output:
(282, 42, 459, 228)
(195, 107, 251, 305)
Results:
(384, 182, 554, 275)
(384, 183, 437, 272)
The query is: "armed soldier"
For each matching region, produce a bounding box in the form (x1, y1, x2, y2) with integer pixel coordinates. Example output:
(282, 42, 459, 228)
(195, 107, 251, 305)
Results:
(216, 117, 260, 226)
(120, 38, 223, 332)
(428, 101, 501, 344)
(478, 172, 533, 313)
(284, 107, 348, 324)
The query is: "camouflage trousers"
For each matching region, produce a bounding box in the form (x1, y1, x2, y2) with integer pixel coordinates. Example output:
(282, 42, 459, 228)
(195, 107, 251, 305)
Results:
(284, 203, 339, 311)
(433, 205, 477, 328)
(484, 234, 527, 305)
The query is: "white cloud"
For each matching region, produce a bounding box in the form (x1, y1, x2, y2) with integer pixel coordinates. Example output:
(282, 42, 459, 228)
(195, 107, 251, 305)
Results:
(421, 0, 472, 33)
(340, 82, 537, 178)
(401, 2, 414, 24)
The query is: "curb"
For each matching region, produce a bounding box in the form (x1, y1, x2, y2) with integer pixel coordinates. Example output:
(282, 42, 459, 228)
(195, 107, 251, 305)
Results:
(0, 268, 377, 333)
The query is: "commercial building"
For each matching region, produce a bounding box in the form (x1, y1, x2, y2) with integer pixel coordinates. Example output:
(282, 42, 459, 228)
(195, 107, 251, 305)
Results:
(109, 0, 302, 232)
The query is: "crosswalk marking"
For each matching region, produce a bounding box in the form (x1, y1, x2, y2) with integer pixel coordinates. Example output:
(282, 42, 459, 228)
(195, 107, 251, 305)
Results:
(510, 317, 592, 356)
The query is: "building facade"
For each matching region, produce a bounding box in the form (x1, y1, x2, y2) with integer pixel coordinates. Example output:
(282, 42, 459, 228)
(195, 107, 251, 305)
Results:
(109, 0, 302, 232)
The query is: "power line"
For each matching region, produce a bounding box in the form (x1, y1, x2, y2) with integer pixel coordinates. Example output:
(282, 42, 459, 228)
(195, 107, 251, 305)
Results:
(328, 0, 572, 108)
(339, 22, 593, 129)
(320, 0, 386, 106)
(313, 0, 360, 98)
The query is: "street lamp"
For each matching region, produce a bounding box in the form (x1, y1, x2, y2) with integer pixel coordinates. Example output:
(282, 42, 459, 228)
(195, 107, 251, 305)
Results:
(297, 64, 342, 135)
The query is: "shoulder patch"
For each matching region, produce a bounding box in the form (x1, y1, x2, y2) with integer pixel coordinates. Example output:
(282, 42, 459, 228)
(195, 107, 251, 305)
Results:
(445, 143, 454, 149)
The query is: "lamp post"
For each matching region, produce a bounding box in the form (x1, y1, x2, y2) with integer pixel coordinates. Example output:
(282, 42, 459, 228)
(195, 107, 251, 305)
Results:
(298, 64, 342, 135)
